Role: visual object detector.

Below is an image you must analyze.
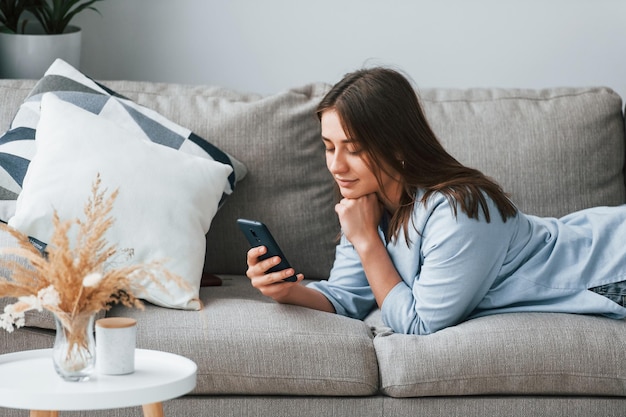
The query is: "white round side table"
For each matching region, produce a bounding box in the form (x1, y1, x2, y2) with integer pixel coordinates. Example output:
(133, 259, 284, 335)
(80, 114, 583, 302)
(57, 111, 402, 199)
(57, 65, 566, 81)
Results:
(0, 348, 197, 417)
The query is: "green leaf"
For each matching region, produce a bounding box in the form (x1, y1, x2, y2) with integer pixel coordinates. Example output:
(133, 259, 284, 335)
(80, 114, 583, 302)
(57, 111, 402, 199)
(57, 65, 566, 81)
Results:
(25, 0, 103, 34)
(0, 0, 37, 33)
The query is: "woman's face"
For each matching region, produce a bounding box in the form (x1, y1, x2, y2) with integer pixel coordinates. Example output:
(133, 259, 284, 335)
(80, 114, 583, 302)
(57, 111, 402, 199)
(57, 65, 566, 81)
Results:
(321, 109, 402, 208)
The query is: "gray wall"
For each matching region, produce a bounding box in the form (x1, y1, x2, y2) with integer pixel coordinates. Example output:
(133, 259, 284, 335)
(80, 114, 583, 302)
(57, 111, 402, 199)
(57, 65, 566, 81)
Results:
(74, 0, 626, 98)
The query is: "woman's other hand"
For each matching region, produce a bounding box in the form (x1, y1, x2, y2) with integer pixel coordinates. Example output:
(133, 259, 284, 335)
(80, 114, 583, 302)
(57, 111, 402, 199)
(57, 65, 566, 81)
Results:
(335, 193, 383, 251)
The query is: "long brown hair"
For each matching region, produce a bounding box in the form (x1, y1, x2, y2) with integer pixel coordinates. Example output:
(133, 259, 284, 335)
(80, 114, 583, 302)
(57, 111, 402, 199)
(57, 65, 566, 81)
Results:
(316, 67, 517, 243)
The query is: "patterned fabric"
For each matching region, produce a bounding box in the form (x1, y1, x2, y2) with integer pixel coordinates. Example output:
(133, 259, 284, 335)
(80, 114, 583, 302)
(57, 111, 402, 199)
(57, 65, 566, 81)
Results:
(0, 59, 247, 221)
(9, 94, 233, 310)
(590, 281, 626, 307)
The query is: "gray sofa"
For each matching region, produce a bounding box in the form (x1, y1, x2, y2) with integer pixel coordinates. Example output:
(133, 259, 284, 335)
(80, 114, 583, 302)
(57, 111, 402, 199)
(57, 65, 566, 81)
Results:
(0, 79, 625, 417)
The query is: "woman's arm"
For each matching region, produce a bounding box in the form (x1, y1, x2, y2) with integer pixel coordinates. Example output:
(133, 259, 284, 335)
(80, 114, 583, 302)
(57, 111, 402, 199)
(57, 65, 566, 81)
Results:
(381, 195, 514, 335)
(335, 191, 515, 335)
(334, 194, 401, 308)
(343, 230, 401, 308)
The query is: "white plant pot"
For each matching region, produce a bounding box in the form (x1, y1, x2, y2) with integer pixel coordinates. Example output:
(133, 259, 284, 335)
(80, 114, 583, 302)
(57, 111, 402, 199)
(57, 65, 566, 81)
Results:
(0, 24, 81, 79)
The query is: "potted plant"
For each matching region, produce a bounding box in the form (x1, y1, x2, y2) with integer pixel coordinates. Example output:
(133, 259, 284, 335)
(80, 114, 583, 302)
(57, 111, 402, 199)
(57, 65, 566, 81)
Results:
(0, 0, 31, 34)
(0, 0, 104, 79)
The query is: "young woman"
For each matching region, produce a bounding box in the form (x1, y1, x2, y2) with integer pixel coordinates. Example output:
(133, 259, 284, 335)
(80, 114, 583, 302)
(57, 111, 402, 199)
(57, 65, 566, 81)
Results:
(245, 67, 626, 335)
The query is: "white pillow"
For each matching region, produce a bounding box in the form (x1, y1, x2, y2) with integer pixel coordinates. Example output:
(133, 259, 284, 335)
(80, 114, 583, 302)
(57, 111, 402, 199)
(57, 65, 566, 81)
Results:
(8, 94, 233, 310)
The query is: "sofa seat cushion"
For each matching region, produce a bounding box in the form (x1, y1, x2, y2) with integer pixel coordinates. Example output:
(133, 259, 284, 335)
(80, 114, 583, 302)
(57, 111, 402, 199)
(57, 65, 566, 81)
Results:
(107, 276, 379, 396)
(371, 311, 626, 397)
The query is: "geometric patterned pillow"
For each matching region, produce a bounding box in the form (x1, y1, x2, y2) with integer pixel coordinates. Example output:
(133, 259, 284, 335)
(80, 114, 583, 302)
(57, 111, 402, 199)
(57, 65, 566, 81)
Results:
(0, 58, 247, 222)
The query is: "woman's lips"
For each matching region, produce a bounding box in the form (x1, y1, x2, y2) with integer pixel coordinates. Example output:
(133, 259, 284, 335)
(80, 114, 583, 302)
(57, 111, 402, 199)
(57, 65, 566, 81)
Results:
(335, 178, 357, 188)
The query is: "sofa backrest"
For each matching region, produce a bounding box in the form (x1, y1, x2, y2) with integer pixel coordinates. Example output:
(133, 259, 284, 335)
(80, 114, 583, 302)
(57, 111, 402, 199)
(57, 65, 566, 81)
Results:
(420, 87, 626, 219)
(1, 81, 624, 279)
(93, 81, 340, 280)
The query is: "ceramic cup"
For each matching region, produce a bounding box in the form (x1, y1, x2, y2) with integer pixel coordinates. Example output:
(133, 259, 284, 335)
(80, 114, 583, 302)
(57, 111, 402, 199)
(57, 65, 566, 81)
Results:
(95, 317, 137, 375)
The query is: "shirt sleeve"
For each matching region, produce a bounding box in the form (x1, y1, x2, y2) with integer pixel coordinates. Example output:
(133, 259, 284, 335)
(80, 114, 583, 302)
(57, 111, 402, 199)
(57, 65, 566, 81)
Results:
(381, 195, 514, 335)
(307, 234, 377, 320)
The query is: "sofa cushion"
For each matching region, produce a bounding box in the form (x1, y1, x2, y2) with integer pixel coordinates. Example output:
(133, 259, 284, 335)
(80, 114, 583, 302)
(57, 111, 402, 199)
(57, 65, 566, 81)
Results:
(0, 80, 32, 222)
(107, 276, 379, 396)
(8, 94, 232, 310)
(0, 78, 338, 315)
(0, 59, 247, 222)
(97, 81, 337, 279)
(420, 87, 626, 217)
(371, 311, 626, 397)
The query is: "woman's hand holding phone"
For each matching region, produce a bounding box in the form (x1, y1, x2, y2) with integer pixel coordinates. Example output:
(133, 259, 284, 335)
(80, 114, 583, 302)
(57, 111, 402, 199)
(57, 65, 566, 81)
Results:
(245, 245, 304, 302)
(239, 219, 302, 302)
(239, 219, 335, 313)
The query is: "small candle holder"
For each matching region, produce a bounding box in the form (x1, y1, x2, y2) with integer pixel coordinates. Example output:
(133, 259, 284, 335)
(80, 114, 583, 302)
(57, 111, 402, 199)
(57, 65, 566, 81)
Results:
(95, 317, 137, 375)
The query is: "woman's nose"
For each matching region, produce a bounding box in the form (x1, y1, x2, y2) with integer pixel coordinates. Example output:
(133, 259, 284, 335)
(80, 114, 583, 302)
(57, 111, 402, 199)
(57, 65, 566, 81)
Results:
(328, 151, 347, 174)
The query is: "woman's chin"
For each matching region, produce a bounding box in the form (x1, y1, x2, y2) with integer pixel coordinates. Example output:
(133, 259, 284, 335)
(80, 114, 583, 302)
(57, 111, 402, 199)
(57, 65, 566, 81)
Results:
(339, 189, 363, 199)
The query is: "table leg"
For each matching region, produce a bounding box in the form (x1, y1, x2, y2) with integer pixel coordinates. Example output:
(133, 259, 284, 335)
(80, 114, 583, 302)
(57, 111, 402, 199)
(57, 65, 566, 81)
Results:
(28, 404, 163, 417)
(142, 402, 164, 417)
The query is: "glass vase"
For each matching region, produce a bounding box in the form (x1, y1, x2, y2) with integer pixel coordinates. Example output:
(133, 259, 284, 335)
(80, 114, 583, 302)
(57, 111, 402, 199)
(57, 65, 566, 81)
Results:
(52, 312, 96, 382)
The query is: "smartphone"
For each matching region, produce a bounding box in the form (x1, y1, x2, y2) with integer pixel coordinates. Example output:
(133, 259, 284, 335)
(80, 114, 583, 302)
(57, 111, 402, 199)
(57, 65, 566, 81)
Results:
(237, 219, 297, 282)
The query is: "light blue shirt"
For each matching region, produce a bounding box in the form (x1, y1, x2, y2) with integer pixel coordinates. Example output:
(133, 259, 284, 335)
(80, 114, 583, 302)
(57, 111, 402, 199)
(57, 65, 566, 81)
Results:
(308, 191, 626, 335)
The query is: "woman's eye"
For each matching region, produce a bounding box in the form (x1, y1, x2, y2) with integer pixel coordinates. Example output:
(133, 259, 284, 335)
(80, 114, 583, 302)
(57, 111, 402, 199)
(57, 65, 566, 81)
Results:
(325, 147, 335, 153)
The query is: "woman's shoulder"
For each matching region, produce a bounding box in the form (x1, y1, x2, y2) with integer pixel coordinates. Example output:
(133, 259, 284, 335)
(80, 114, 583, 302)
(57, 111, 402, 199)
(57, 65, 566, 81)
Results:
(410, 190, 519, 256)
(412, 189, 461, 217)
(409, 191, 459, 236)
(413, 188, 515, 225)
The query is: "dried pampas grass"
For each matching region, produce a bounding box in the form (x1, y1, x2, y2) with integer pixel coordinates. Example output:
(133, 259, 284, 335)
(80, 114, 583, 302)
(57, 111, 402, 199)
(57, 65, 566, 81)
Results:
(0, 174, 187, 334)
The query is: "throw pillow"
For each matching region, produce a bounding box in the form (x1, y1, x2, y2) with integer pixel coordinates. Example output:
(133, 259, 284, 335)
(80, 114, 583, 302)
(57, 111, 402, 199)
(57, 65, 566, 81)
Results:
(8, 93, 233, 310)
(0, 58, 247, 222)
